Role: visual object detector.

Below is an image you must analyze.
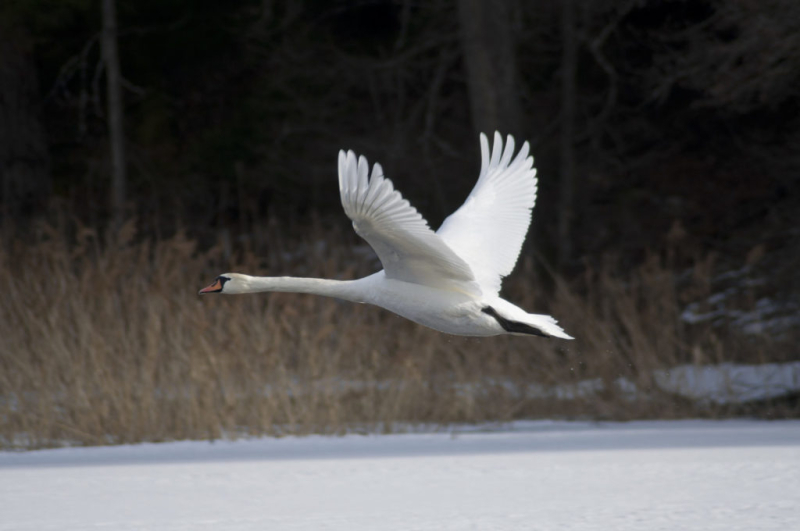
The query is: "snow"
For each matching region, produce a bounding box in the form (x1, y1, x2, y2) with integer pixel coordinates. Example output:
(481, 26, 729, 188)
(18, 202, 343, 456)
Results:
(260, 362, 800, 409)
(654, 362, 800, 404)
(680, 266, 800, 336)
(2, 420, 799, 530)
(479, 361, 800, 404)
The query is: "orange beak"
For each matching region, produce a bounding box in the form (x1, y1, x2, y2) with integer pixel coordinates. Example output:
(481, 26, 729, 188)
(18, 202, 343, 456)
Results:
(198, 279, 223, 295)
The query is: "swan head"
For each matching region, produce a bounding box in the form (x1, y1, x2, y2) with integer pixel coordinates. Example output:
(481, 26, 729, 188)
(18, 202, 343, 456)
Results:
(198, 273, 249, 295)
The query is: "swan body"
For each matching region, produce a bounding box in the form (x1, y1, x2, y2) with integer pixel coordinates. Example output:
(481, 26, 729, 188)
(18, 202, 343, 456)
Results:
(200, 133, 573, 339)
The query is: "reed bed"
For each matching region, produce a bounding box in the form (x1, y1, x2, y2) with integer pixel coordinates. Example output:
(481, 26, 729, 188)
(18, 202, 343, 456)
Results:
(0, 219, 793, 449)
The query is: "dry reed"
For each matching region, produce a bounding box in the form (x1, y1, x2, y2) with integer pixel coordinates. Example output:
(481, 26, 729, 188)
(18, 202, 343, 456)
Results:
(0, 219, 793, 449)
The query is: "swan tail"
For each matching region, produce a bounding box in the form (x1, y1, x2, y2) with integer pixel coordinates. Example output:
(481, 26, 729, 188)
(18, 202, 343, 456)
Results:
(482, 305, 574, 340)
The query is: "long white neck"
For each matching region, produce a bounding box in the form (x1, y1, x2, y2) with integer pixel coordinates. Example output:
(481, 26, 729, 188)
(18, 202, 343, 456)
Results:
(231, 274, 366, 303)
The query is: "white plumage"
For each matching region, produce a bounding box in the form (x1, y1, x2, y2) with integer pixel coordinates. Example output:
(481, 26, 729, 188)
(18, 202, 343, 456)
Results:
(437, 133, 537, 295)
(200, 132, 572, 339)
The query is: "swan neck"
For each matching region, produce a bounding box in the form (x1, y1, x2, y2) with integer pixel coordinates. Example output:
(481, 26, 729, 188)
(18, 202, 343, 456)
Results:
(243, 276, 363, 302)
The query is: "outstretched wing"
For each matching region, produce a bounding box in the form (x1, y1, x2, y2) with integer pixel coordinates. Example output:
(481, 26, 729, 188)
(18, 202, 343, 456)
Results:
(338, 150, 479, 294)
(436, 132, 538, 295)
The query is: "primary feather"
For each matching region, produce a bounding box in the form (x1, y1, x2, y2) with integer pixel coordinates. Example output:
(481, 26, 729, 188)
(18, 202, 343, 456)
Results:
(437, 132, 537, 295)
(338, 149, 480, 295)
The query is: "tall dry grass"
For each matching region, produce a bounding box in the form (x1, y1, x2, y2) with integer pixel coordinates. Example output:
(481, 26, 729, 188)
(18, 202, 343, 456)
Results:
(0, 219, 794, 449)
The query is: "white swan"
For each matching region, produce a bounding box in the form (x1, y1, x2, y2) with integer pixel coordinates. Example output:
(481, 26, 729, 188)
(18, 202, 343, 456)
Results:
(199, 132, 573, 339)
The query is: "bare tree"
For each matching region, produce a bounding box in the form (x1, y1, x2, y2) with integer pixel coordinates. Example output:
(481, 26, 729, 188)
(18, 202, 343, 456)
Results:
(457, 0, 523, 138)
(558, 0, 577, 268)
(0, 21, 51, 228)
(643, 0, 800, 113)
(102, 0, 127, 229)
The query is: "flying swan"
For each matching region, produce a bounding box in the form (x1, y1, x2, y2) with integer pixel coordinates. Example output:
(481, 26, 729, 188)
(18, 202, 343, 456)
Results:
(199, 132, 573, 339)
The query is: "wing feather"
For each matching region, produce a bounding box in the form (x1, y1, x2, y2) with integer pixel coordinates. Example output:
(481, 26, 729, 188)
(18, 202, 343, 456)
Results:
(436, 132, 538, 295)
(338, 150, 479, 294)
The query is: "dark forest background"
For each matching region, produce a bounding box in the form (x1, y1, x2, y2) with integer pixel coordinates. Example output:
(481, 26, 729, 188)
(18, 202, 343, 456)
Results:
(3, 0, 798, 270)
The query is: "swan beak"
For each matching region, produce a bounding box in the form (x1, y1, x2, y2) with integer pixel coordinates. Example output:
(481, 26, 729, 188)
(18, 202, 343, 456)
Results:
(198, 279, 223, 295)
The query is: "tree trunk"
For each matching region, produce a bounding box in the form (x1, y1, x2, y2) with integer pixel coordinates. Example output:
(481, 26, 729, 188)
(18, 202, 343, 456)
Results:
(457, 0, 523, 139)
(0, 21, 51, 227)
(102, 0, 127, 229)
(558, 0, 577, 268)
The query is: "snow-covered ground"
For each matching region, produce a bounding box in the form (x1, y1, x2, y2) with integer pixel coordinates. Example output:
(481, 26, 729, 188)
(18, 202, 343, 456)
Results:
(655, 361, 800, 404)
(533, 361, 800, 404)
(2, 420, 799, 530)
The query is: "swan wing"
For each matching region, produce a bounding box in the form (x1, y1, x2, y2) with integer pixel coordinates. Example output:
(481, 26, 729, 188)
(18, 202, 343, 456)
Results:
(436, 132, 537, 295)
(338, 150, 479, 293)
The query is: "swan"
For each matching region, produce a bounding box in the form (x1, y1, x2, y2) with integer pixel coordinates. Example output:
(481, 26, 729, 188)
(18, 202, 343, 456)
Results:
(199, 132, 573, 339)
